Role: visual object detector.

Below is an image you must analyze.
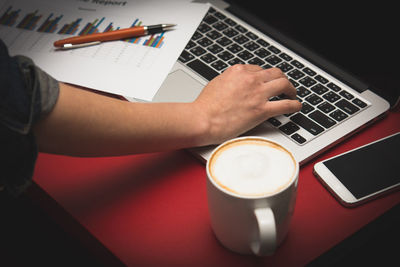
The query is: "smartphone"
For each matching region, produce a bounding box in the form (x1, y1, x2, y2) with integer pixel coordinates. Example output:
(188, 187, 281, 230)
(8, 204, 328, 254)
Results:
(313, 132, 400, 207)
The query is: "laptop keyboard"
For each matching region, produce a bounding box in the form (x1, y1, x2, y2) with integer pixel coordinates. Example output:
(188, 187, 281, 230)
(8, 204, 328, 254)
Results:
(178, 7, 369, 145)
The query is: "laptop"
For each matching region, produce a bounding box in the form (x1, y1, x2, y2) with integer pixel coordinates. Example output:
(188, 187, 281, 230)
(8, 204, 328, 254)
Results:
(127, 0, 397, 165)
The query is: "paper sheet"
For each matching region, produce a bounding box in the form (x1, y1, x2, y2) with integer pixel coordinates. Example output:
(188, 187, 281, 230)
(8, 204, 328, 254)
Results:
(0, 0, 208, 101)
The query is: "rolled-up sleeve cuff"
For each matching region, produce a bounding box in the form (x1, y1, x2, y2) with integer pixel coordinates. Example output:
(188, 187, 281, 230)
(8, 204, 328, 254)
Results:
(0, 43, 59, 196)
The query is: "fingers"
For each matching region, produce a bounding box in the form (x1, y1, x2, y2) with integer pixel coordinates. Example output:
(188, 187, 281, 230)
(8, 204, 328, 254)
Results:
(265, 99, 302, 118)
(225, 63, 298, 101)
(236, 65, 286, 82)
(228, 64, 298, 101)
(262, 76, 297, 99)
(240, 64, 263, 72)
(257, 67, 287, 83)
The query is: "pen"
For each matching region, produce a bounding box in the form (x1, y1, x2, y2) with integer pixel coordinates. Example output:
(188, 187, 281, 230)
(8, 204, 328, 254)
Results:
(53, 23, 176, 49)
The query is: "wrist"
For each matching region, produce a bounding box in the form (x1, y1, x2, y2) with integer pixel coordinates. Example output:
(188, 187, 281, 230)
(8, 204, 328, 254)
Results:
(187, 101, 213, 147)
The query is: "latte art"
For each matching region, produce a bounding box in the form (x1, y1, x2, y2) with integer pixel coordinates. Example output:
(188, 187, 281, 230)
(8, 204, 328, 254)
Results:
(209, 138, 296, 196)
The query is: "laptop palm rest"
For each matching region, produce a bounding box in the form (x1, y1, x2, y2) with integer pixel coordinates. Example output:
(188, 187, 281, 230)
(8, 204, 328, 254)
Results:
(152, 70, 204, 103)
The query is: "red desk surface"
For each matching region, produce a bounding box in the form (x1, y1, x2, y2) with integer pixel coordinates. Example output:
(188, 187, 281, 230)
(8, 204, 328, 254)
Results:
(32, 111, 400, 266)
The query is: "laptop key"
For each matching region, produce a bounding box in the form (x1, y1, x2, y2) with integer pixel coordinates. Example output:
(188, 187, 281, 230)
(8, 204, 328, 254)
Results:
(265, 55, 282, 65)
(235, 25, 247, 33)
(267, 117, 281, 127)
(290, 113, 324, 136)
(303, 67, 316, 76)
(204, 15, 218, 25)
(335, 99, 360, 115)
(289, 79, 299, 88)
(216, 36, 232, 46)
(179, 50, 194, 63)
(228, 57, 245, 65)
(263, 64, 273, 69)
(211, 60, 228, 71)
(214, 11, 226, 20)
(197, 37, 213, 47)
(314, 75, 329, 84)
(237, 50, 254, 61)
(317, 102, 335, 113)
(190, 46, 206, 56)
(224, 18, 237, 26)
(207, 44, 223, 54)
(299, 76, 317, 87)
(233, 35, 250, 44)
(213, 21, 229, 31)
(198, 23, 212, 33)
(187, 59, 219, 81)
(254, 48, 271, 58)
(310, 84, 328, 95)
(227, 43, 243, 53)
(217, 51, 234, 61)
(192, 31, 203, 40)
(330, 109, 348, 122)
(279, 122, 300, 135)
(339, 90, 354, 100)
(244, 41, 260, 51)
(327, 82, 341, 92)
(323, 91, 341, 103)
(279, 52, 293, 61)
(352, 98, 367, 108)
(297, 86, 311, 97)
(276, 62, 293, 72)
(291, 59, 304, 69)
(291, 133, 307, 144)
(305, 94, 323, 105)
(245, 31, 258, 40)
(288, 69, 305, 80)
(309, 110, 336, 128)
(267, 45, 281, 54)
(223, 28, 239, 37)
(256, 39, 269, 47)
(248, 57, 265, 66)
(207, 30, 223, 40)
(201, 53, 217, 64)
(300, 102, 315, 114)
(185, 41, 196, 50)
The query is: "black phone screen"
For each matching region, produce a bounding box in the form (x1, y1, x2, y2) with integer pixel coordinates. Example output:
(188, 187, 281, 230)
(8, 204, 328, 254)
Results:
(323, 133, 400, 199)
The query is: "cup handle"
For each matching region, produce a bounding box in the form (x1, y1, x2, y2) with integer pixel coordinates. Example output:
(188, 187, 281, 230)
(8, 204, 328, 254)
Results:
(251, 207, 277, 256)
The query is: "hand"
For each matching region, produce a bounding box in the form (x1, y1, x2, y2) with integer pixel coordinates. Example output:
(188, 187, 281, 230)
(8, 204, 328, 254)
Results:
(193, 65, 302, 144)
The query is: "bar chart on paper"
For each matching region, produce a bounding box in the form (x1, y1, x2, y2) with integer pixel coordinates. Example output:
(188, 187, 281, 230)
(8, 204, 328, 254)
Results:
(0, 0, 208, 100)
(0, 5, 166, 52)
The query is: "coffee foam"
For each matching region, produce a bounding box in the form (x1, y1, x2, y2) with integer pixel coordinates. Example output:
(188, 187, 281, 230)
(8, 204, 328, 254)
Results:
(209, 138, 296, 197)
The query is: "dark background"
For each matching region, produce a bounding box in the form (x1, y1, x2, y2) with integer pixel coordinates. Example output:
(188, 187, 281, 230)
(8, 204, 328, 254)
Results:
(1, 2, 399, 266)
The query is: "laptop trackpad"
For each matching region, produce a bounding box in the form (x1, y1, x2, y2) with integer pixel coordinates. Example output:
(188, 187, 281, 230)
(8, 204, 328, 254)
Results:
(152, 70, 204, 103)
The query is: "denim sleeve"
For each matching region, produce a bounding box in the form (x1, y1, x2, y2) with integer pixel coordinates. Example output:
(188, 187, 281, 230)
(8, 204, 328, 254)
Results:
(0, 39, 59, 196)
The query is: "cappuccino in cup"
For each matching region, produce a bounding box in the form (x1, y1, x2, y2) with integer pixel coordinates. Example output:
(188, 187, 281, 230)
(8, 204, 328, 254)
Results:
(208, 138, 296, 197)
(206, 137, 299, 256)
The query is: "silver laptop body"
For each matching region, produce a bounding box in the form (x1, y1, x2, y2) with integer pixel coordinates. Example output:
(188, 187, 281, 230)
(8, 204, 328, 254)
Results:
(126, 0, 390, 165)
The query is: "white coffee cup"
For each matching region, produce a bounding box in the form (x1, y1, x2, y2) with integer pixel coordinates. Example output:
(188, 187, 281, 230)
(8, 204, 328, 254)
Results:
(206, 136, 299, 256)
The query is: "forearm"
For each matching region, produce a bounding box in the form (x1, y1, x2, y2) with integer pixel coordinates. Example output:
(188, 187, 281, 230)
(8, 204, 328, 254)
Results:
(33, 66, 301, 157)
(33, 83, 208, 156)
